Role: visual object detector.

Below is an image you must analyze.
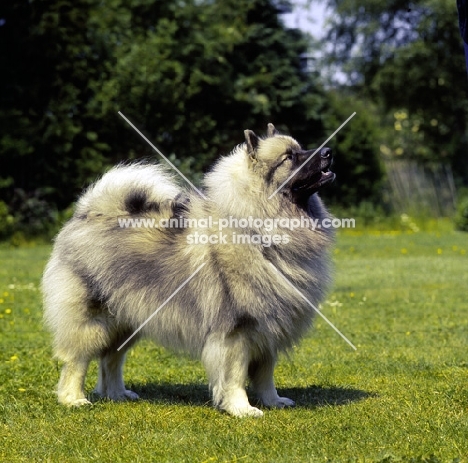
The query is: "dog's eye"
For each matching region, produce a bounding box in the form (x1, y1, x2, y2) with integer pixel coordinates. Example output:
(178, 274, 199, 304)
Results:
(279, 150, 295, 167)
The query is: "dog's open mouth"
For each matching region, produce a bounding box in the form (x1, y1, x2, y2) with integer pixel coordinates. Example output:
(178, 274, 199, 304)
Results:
(292, 168, 335, 195)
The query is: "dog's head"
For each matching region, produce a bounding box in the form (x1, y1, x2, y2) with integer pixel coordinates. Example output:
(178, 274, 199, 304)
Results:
(245, 123, 335, 204)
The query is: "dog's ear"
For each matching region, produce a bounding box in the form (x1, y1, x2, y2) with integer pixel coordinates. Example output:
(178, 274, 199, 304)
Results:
(244, 129, 260, 160)
(267, 123, 278, 137)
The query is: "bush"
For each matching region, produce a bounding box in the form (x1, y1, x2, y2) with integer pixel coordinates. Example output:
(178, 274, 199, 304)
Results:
(0, 200, 15, 238)
(330, 201, 388, 228)
(454, 194, 468, 232)
(9, 189, 58, 237)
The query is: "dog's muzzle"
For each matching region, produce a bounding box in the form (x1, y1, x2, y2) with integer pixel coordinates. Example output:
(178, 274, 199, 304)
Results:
(291, 147, 335, 196)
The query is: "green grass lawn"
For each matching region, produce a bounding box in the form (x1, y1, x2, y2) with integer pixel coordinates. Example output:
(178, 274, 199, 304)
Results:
(1, 223, 467, 462)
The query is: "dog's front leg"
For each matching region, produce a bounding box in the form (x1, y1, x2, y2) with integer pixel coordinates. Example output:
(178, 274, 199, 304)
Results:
(202, 332, 263, 418)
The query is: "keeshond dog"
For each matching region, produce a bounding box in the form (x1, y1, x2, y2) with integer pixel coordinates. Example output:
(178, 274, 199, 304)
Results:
(42, 123, 335, 417)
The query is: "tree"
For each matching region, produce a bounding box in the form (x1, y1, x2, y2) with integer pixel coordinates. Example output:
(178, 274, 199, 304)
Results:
(323, 0, 468, 182)
(0, 0, 328, 212)
(0, 0, 113, 208)
(319, 91, 383, 207)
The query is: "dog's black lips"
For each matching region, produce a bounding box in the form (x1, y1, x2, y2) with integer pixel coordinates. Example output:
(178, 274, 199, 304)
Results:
(292, 167, 335, 195)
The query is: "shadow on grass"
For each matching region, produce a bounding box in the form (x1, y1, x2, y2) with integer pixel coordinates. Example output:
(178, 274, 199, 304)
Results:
(276, 385, 376, 408)
(132, 382, 211, 406)
(121, 383, 374, 409)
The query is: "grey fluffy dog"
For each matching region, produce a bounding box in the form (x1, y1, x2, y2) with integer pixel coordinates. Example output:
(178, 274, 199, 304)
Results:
(42, 123, 335, 417)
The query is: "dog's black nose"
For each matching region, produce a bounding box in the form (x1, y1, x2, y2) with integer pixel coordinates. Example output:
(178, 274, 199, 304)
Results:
(320, 147, 332, 159)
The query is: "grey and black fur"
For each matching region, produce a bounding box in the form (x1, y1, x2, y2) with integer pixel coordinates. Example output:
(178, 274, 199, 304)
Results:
(42, 123, 335, 417)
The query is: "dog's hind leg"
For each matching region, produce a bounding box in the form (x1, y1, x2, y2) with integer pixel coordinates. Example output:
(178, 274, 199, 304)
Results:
(202, 333, 263, 418)
(43, 264, 112, 406)
(53, 319, 111, 406)
(94, 341, 139, 401)
(248, 353, 295, 409)
(54, 318, 115, 406)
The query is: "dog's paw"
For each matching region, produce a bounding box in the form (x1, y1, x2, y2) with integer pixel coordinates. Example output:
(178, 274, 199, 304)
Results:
(122, 389, 140, 401)
(59, 396, 92, 407)
(221, 404, 263, 418)
(227, 405, 264, 418)
(261, 396, 295, 409)
(243, 406, 264, 418)
(72, 398, 93, 406)
(274, 397, 295, 408)
(94, 388, 140, 401)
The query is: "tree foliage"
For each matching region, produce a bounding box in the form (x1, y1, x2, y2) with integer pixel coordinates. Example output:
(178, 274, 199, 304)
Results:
(0, 0, 329, 212)
(320, 92, 383, 207)
(324, 0, 468, 181)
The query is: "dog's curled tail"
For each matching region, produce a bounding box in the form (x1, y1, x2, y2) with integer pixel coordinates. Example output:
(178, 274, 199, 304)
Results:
(74, 163, 182, 218)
